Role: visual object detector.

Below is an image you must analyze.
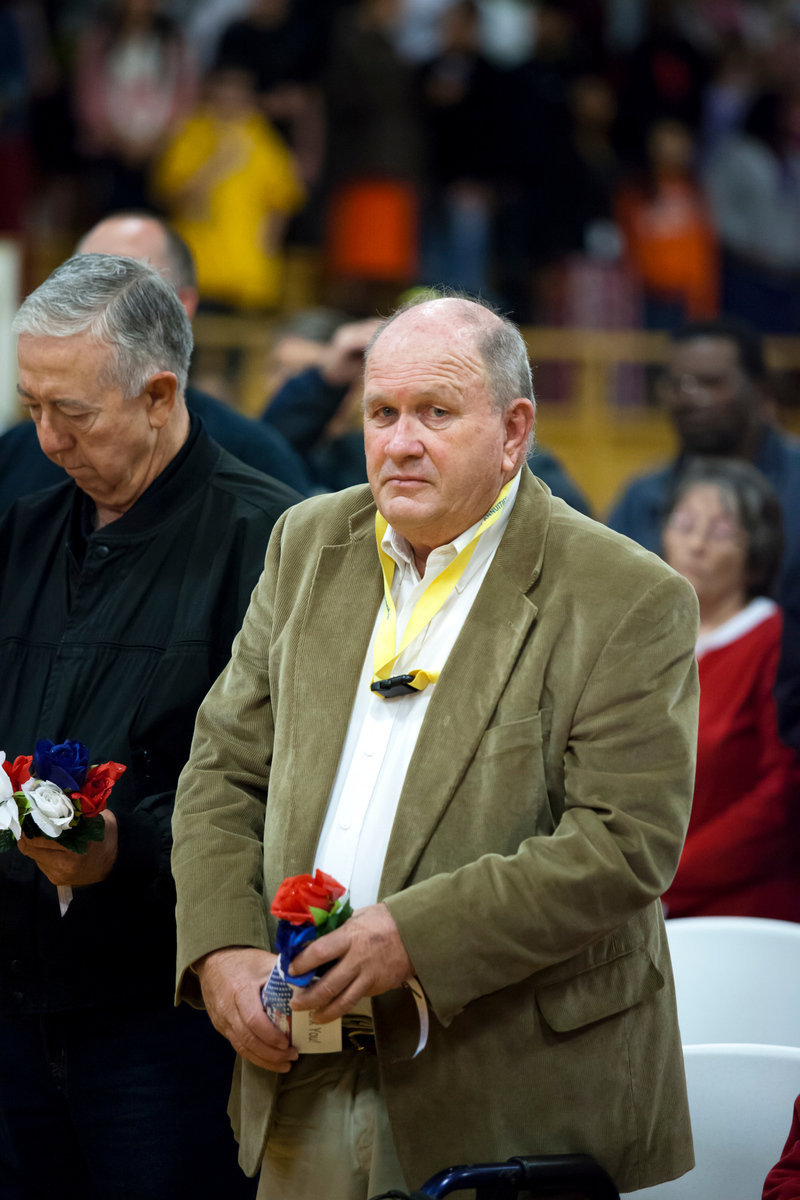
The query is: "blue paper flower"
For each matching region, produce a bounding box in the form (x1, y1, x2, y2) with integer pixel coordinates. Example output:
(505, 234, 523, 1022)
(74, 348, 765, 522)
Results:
(33, 739, 89, 792)
(275, 920, 318, 987)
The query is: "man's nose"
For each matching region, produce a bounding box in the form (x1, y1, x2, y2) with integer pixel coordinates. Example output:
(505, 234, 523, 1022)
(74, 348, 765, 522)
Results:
(36, 411, 74, 457)
(387, 414, 423, 457)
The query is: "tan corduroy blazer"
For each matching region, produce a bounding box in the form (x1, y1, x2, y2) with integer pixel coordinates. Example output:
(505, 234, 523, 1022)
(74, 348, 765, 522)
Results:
(172, 468, 699, 1192)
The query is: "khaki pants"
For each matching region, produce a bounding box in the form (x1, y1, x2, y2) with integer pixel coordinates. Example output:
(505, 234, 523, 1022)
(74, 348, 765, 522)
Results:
(256, 1046, 405, 1200)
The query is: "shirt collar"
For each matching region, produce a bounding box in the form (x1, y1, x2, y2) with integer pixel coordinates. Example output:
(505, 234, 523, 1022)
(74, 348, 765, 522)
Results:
(381, 469, 522, 580)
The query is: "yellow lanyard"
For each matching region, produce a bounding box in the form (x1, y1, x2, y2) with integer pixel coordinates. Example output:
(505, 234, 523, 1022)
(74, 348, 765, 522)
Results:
(371, 480, 513, 698)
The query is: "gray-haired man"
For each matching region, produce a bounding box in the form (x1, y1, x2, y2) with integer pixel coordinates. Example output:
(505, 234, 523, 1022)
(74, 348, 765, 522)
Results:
(0, 254, 299, 1199)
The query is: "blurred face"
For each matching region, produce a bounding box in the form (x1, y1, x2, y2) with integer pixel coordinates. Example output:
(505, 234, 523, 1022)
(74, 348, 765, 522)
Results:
(663, 337, 760, 456)
(17, 331, 168, 517)
(205, 70, 256, 119)
(363, 305, 533, 563)
(647, 120, 693, 172)
(662, 483, 748, 610)
(571, 76, 616, 128)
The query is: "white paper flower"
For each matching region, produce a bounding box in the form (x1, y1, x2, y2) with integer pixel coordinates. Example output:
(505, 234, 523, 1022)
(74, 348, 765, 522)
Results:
(0, 795, 22, 840)
(0, 753, 21, 839)
(0, 752, 12, 803)
(21, 778, 75, 838)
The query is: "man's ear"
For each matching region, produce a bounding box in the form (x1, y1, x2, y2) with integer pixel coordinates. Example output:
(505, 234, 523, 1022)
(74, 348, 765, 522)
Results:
(144, 371, 179, 429)
(502, 397, 536, 472)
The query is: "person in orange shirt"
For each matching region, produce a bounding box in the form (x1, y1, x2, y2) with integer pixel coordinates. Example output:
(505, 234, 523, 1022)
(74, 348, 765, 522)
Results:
(616, 118, 719, 329)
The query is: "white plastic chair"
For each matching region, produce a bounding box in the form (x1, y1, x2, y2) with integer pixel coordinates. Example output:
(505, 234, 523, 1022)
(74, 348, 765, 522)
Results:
(665, 916, 800, 1048)
(622, 1043, 800, 1199)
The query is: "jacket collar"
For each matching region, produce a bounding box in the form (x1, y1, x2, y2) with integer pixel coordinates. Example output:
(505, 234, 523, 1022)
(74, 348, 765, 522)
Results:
(71, 417, 221, 545)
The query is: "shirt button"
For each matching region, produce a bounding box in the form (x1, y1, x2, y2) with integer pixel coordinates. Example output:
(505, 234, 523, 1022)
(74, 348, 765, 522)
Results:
(362, 746, 374, 757)
(339, 817, 351, 830)
(95, 544, 110, 557)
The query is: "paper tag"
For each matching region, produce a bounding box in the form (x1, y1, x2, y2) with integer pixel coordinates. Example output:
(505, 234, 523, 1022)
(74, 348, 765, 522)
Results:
(291, 1008, 342, 1053)
(404, 976, 429, 1058)
(261, 962, 343, 1053)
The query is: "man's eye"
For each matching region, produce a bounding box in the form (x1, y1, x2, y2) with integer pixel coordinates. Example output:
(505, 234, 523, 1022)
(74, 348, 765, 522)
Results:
(430, 407, 447, 418)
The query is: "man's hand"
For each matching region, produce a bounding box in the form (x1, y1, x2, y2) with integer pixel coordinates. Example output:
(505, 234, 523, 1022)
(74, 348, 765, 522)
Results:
(17, 809, 118, 886)
(195, 947, 299, 1073)
(288, 903, 413, 1023)
(320, 319, 382, 388)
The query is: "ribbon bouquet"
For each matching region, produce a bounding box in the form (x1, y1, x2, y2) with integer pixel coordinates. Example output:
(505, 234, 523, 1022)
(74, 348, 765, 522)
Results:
(261, 868, 428, 1057)
(0, 738, 126, 913)
(261, 869, 353, 1049)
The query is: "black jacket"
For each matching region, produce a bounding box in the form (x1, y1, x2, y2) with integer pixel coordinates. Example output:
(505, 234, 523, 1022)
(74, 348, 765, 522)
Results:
(0, 422, 299, 1014)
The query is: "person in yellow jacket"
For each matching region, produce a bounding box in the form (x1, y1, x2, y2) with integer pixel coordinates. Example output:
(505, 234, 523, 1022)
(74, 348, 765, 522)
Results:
(153, 66, 305, 310)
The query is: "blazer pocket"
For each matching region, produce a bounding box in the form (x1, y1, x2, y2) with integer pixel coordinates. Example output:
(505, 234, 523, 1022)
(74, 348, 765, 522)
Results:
(477, 712, 547, 758)
(536, 946, 664, 1033)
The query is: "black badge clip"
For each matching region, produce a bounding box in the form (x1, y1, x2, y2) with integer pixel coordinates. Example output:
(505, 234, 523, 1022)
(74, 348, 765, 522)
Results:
(370, 674, 419, 699)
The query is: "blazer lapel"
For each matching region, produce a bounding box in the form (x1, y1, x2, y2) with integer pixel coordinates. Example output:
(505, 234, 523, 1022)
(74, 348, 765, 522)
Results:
(280, 499, 383, 870)
(379, 469, 549, 896)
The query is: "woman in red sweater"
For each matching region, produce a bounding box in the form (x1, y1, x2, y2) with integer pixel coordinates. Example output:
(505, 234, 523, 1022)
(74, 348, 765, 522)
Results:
(661, 457, 800, 921)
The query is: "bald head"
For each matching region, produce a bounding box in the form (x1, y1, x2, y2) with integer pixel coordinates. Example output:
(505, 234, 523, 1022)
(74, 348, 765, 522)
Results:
(76, 215, 198, 319)
(362, 294, 536, 569)
(366, 296, 535, 415)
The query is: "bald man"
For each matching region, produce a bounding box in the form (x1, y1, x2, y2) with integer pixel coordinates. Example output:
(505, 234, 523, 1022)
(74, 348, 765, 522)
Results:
(0, 211, 315, 512)
(172, 294, 699, 1199)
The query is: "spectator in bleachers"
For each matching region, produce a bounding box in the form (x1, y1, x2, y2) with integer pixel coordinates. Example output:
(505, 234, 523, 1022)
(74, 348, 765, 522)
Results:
(534, 73, 633, 337)
(263, 314, 380, 491)
(493, 0, 594, 319)
(698, 31, 758, 160)
(704, 90, 800, 333)
(322, 0, 424, 314)
(615, 0, 712, 164)
(615, 117, 719, 328)
(558, 73, 623, 257)
(661, 457, 800, 921)
(72, 0, 196, 216)
(152, 64, 305, 311)
(607, 318, 800, 606)
(416, 0, 502, 296)
(213, 0, 326, 189)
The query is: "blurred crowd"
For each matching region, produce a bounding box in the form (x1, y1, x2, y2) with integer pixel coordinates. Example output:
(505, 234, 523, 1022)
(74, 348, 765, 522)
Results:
(3, 0, 800, 329)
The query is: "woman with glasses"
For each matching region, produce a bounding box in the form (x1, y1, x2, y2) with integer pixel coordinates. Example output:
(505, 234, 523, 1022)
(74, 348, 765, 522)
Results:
(661, 457, 800, 921)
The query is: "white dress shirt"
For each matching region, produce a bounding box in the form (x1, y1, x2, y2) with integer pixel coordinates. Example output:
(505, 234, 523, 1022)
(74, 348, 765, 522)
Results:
(314, 471, 520, 909)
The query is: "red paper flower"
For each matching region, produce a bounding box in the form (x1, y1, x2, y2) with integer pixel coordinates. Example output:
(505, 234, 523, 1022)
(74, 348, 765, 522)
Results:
(2, 755, 32, 792)
(71, 761, 126, 817)
(271, 869, 347, 925)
